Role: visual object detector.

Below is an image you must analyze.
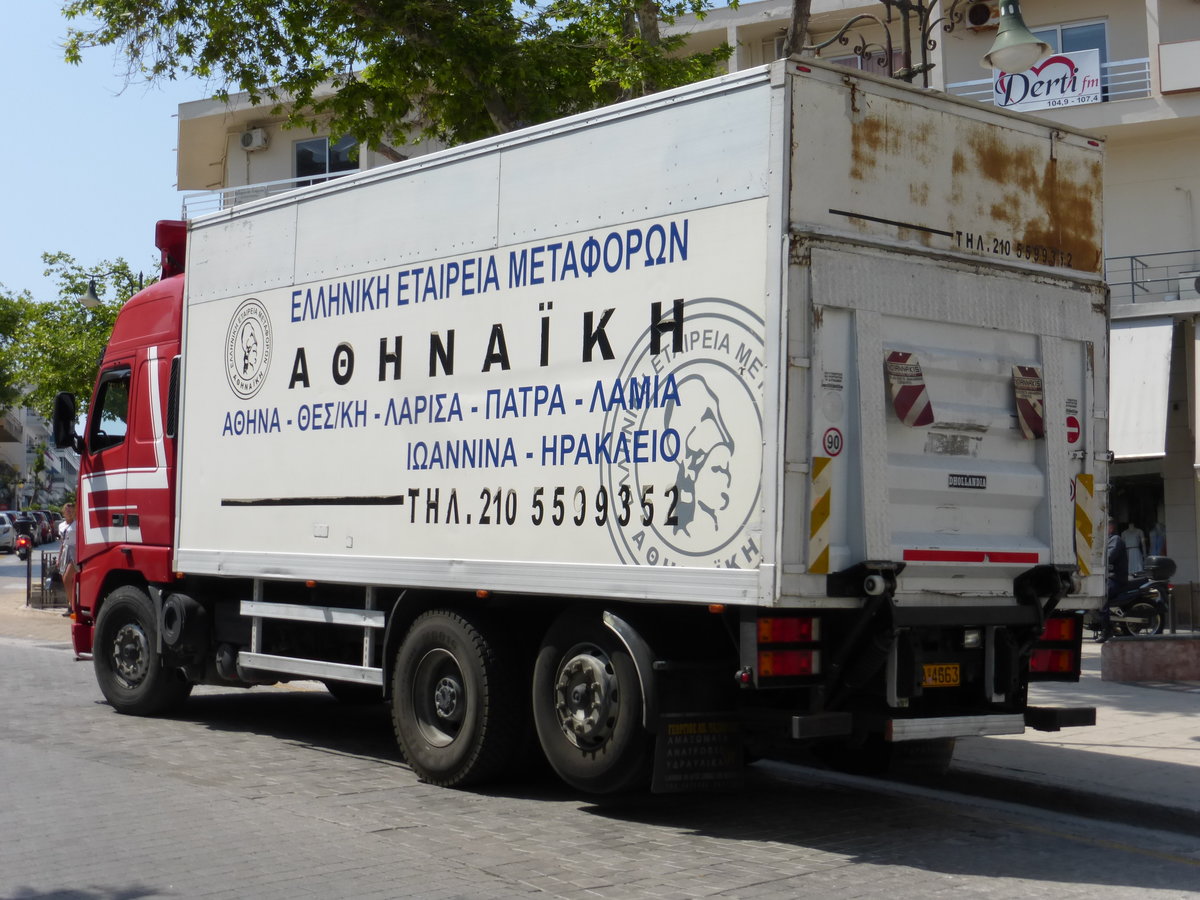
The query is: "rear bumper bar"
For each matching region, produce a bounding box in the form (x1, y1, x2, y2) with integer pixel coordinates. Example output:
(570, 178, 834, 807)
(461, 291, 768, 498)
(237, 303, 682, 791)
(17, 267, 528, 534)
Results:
(885, 714, 1025, 742)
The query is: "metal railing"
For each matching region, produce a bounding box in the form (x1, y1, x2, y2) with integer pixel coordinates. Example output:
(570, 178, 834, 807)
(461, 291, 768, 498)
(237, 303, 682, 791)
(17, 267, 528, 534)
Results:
(1106, 249, 1200, 305)
(0, 409, 22, 443)
(945, 56, 1151, 105)
(181, 170, 360, 219)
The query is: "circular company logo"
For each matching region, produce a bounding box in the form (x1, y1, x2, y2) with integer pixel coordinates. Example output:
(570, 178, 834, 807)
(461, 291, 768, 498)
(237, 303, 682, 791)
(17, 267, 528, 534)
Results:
(225, 298, 273, 399)
(602, 297, 765, 568)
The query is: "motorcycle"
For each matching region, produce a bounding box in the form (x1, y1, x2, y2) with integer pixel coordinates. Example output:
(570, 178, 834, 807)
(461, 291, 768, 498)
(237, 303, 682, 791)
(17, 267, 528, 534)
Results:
(15, 533, 31, 562)
(1085, 555, 1175, 641)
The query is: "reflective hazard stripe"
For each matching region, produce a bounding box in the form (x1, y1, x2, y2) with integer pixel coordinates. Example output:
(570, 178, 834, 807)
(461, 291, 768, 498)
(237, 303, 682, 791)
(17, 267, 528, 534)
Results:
(1074, 473, 1096, 576)
(809, 455, 832, 574)
(885, 351, 934, 427)
(1013, 364, 1045, 439)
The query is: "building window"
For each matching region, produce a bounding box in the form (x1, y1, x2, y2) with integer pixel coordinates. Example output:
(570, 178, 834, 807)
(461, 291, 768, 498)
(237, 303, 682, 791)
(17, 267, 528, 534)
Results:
(295, 136, 358, 186)
(825, 50, 908, 78)
(1032, 20, 1108, 96)
(762, 35, 787, 62)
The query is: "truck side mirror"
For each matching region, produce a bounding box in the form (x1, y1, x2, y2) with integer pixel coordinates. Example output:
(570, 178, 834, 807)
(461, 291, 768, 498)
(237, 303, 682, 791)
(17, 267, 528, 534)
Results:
(52, 391, 84, 453)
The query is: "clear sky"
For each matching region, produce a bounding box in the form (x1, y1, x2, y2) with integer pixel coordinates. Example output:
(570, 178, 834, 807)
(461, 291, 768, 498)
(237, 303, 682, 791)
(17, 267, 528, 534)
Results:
(1, 6, 205, 301)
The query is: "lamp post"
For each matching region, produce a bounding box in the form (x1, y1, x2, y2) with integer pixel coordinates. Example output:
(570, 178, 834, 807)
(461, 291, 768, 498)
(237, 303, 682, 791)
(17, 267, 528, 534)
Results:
(800, 0, 1048, 87)
(80, 269, 143, 309)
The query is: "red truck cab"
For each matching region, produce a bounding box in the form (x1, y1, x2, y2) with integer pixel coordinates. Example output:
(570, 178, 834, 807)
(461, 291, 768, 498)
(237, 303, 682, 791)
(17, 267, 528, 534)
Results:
(62, 221, 186, 656)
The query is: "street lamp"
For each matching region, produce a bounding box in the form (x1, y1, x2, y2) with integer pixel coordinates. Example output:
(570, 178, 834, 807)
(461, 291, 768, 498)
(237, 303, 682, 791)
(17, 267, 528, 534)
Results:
(800, 0, 1048, 86)
(79, 269, 143, 308)
(980, 1, 1050, 73)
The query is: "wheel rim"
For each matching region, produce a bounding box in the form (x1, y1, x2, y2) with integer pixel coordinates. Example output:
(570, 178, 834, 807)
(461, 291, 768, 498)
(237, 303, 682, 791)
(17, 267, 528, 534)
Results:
(410, 648, 467, 748)
(553, 643, 619, 750)
(1128, 603, 1162, 636)
(110, 621, 151, 689)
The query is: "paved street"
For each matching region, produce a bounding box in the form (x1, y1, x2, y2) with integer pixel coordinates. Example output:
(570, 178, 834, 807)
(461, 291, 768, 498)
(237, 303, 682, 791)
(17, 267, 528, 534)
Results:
(2, 550, 1200, 898)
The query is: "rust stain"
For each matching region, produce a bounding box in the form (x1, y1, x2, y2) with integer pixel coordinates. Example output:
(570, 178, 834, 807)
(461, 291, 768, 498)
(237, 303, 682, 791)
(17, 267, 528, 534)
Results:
(960, 126, 1101, 274)
(951, 149, 967, 177)
(812, 305, 824, 331)
(850, 114, 887, 182)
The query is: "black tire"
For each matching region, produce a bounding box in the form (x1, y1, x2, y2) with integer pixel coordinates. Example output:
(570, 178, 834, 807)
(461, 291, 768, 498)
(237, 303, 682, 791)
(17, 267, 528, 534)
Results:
(531, 611, 652, 794)
(391, 609, 521, 787)
(1124, 601, 1164, 636)
(93, 586, 193, 716)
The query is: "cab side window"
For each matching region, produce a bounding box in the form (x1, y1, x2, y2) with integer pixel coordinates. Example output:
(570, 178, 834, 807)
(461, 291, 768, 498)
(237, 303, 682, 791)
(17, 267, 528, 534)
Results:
(89, 368, 132, 453)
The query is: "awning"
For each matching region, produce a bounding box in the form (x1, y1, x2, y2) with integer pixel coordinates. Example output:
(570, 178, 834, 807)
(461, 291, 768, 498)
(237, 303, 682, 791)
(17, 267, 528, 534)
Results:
(1110, 318, 1174, 459)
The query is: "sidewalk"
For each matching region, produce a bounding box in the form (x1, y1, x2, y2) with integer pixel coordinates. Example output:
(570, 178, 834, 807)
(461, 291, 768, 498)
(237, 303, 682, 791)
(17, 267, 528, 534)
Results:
(0, 576, 72, 644)
(3, 578, 1197, 817)
(952, 640, 1200, 820)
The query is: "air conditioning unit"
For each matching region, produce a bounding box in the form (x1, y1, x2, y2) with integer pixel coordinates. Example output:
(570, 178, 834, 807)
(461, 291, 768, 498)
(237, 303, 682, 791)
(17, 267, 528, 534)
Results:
(966, 1, 999, 31)
(240, 128, 269, 152)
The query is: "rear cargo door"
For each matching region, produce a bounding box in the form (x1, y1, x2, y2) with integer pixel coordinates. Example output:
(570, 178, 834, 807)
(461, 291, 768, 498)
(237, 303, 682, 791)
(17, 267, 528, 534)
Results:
(803, 243, 1104, 600)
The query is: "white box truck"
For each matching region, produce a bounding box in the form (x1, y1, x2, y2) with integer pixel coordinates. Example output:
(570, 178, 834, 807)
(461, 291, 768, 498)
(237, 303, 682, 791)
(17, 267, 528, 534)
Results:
(56, 58, 1107, 793)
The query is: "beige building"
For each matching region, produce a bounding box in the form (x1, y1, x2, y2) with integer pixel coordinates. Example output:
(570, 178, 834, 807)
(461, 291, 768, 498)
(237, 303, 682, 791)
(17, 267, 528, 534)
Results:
(0, 407, 77, 508)
(174, 0, 1200, 592)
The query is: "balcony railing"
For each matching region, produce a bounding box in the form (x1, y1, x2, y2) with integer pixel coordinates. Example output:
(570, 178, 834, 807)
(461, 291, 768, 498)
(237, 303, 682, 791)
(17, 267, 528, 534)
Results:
(1106, 250, 1200, 305)
(945, 57, 1151, 106)
(0, 409, 21, 444)
(181, 170, 359, 219)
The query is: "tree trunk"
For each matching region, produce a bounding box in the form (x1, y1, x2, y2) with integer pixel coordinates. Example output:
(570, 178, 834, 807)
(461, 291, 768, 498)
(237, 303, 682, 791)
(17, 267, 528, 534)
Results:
(784, 0, 814, 58)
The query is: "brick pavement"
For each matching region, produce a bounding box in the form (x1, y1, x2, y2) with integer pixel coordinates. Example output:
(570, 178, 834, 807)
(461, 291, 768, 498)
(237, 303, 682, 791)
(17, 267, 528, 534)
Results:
(3, 577, 1200, 898)
(2, 647, 1197, 900)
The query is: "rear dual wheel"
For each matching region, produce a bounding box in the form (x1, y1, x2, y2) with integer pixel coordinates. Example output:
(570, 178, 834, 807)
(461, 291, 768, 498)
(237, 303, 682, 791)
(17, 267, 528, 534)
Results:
(532, 613, 653, 794)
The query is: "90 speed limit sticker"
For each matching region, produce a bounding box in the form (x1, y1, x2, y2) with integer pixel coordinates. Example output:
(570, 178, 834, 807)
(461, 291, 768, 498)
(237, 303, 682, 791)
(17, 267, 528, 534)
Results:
(822, 427, 844, 457)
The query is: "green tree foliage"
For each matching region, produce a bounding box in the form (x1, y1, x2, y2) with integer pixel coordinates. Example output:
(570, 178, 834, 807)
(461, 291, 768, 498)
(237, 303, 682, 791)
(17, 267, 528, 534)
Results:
(62, 0, 733, 151)
(0, 288, 29, 414)
(10, 253, 145, 420)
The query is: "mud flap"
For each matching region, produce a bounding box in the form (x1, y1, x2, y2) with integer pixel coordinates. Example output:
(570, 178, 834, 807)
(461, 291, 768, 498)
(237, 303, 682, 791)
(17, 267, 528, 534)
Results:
(651, 713, 744, 793)
(71, 620, 93, 656)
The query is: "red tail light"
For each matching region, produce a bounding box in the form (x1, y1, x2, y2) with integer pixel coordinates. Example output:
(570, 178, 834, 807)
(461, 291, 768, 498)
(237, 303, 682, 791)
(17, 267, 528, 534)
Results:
(754, 614, 821, 683)
(1040, 617, 1076, 641)
(1029, 613, 1083, 681)
(758, 649, 818, 677)
(1030, 649, 1075, 674)
(758, 616, 817, 642)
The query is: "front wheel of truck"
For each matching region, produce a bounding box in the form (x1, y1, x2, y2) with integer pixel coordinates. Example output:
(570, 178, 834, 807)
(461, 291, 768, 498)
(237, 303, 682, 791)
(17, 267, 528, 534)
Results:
(532, 612, 653, 794)
(391, 610, 521, 787)
(93, 586, 193, 716)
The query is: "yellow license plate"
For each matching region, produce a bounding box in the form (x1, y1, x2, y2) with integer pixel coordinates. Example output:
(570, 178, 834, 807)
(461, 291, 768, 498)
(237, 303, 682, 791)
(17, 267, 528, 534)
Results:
(922, 664, 960, 688)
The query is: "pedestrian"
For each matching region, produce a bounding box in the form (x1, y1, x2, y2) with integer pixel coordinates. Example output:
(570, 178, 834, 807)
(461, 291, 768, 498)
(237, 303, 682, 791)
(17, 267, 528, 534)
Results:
(59, 502, 77, 617)
(1107, 518, 1128, 602)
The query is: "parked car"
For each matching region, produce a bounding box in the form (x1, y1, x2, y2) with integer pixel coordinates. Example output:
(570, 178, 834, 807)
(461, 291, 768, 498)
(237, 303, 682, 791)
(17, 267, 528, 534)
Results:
(0, 512, 15, 553)
(30, 511, 51, 544)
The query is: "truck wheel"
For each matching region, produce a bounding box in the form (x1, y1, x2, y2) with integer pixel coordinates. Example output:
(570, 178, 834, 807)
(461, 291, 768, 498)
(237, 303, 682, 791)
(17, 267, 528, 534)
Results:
(1125, 601, 1163, 636)
(532, 613, 652, 794)
(391, 610, 520, 787)
(93, 586, 193, 716)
